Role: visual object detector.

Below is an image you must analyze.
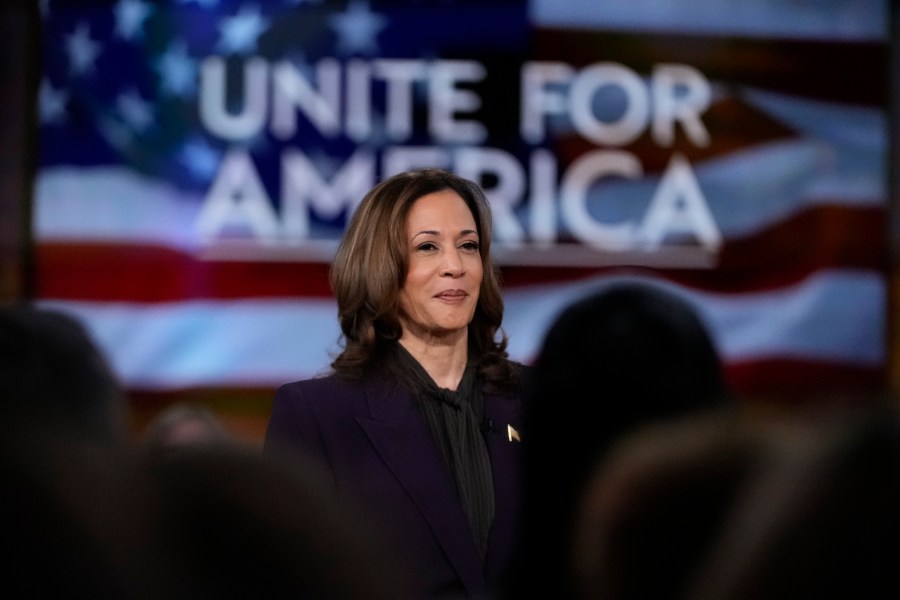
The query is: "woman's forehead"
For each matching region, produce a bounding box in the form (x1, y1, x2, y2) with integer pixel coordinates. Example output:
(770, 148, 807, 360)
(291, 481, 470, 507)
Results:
(406, 191, 477, 232)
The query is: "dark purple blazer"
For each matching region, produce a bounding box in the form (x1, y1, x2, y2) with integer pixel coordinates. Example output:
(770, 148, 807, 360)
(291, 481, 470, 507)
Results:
(264, 368, 526, 600)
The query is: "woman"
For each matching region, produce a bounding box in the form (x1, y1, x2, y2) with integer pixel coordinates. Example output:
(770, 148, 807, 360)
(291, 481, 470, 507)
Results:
(264, 168, 528, 600)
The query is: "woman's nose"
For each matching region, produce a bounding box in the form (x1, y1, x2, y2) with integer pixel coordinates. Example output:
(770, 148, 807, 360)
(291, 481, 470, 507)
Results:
(441, 249, 464, 276)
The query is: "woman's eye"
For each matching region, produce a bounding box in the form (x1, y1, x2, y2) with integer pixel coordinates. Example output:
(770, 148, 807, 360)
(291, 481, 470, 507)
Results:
(416, 241, 438, 251)
(461, 240, 480, 251)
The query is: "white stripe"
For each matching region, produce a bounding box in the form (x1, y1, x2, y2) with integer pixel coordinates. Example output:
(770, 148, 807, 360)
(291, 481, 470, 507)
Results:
(39, 268, 884, 390)
(35, 167, 204, 250)
(37, 298, 341, 390)
(502, 269, 885, 366)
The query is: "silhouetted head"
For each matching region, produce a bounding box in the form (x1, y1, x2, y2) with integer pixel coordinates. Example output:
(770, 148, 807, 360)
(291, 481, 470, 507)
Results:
(507, 280, 730, 600)
(0, 303, 128, 444)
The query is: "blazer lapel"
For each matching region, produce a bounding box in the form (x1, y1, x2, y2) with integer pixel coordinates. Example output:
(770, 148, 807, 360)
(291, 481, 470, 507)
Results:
(355, 374, 487, 596)
(482, 389, 525, 578)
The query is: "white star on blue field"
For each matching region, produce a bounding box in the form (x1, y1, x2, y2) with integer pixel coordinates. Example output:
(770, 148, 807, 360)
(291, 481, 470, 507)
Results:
(216, 4, 271, 55)
(328, 0, 388, 56)
(157, 41, 198, 98)
(39, 79, 69, 125)
(114, 0, 155, 41)
(65, 22, 102, 76)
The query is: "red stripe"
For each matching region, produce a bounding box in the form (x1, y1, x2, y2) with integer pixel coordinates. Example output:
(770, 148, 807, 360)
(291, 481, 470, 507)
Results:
(725, 358, 886, 403)
(35, 242, 334, 302)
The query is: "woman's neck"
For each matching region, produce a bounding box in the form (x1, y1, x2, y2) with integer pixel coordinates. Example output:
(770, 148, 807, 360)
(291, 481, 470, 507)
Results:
(398, 332, 468, 390)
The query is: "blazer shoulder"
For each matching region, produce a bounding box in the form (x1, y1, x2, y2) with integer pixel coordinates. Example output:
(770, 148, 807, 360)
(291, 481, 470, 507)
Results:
(275, 372, 367, 403)
(278, 371, 342, 392)
(266, 372, 369, 454)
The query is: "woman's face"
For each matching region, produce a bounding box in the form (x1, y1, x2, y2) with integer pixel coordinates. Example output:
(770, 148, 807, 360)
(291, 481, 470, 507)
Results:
(398, 189, 483, 342)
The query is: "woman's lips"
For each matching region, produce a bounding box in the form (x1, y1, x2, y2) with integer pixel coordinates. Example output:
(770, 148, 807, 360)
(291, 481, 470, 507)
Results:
(435, 290, 467, 300)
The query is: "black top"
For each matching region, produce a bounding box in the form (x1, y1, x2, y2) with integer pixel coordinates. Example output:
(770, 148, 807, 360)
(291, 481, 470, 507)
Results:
(395, 343, 495, 558)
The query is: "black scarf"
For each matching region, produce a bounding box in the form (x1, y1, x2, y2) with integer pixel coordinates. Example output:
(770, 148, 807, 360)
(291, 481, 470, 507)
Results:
(394, 344, 495, 558)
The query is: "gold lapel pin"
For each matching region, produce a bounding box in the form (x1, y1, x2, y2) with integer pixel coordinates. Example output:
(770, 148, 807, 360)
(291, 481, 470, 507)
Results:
(507, 424, 521, 442)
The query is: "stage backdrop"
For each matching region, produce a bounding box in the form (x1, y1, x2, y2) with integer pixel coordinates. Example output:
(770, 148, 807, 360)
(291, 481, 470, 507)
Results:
(34, 0, 888, 428)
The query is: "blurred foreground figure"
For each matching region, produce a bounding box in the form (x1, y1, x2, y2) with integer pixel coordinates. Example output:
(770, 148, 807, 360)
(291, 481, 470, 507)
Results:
(685, 406, 900, 600)
(0, 303, 405, 599)
(140, 402, 234, 458)
(147, 444, 411, 600)
(3, 442, 408, 599)
(0, 303, 162, 596)
(573, 405, 900, 600)
(504, 281, 732, 600)
(0, 302, 129, 444)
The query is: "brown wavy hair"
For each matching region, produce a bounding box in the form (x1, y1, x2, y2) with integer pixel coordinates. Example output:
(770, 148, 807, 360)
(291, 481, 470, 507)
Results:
(329, 168, 518, 390)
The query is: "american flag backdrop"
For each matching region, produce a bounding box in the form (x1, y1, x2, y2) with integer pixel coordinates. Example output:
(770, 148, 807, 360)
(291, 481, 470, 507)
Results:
(34, 0, 889, 428)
